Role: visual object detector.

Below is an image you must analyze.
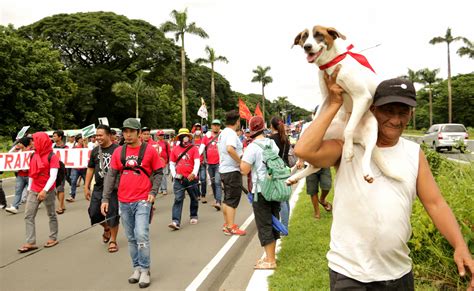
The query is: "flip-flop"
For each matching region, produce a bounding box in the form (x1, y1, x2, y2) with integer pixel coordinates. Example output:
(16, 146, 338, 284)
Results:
(254, 259, 277, 270)
(108, 241, 119, 253)
(318, 200, 333, 212)
(18, 245, 38, 253)
(56, 209, 65, 215)
(102, 228, 111, 243)
(44, 240, 59, 248)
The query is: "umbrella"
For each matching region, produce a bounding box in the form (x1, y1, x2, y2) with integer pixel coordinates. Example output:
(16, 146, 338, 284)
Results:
(241, 186, 289, 236)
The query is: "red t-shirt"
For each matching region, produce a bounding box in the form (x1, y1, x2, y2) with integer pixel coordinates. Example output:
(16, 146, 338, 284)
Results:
(202, 133, 220, 165)
(170, 145, 199, 177)
(193, 138, 204, 164)
(30, 154, 60, 192)
(157, 140, 170, 164)
(111, 143, 163, 203)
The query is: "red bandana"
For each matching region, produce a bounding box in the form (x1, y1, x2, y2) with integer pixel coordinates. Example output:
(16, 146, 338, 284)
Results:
(319, 44, 376, 73)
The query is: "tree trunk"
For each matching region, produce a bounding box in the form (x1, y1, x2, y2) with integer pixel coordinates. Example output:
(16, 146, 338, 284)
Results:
(181, 37, 187, 128)
(136, 91, 139, 119)
(447, 42, 452, 123)
(211, 63, 215, 120)
(429, 85, 433, 126)
(262, 85, 265, 122)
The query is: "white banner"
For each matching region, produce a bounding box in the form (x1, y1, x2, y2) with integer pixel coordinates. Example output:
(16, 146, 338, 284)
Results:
(0, 148, 91, 171)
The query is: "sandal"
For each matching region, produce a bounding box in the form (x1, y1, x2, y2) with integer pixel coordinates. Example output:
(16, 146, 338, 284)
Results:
(254, 258, 277, 270)
(18, 245, 38, 253)
(102, 228, 111, 243)
(56, 208, 65, 215)
(108, 241, 119, 253)
(318, 200, 333, 212)
(44, 240, 59, 248)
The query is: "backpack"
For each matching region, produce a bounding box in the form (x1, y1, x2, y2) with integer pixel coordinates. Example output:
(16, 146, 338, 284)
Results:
(120, 142, 150, 177)
(47, 152, 68, 186)
(254, 139, 292, 202)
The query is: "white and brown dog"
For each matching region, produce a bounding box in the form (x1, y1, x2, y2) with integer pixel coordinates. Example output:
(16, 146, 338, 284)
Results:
(287, 25, 401, 184)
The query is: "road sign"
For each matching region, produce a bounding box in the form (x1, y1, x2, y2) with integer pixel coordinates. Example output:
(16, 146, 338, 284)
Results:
(16, 126, 30, 140)
(98, 117, 109, 126)
(81, 124, 96, 138)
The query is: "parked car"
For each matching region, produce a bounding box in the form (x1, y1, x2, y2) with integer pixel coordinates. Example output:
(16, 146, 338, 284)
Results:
(422, 123, 468, 152)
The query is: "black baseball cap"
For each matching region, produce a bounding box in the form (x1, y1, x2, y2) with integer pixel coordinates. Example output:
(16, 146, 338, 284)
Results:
(373, 78, 417, 107)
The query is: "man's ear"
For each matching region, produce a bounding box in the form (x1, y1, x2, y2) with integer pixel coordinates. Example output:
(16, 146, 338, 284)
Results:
(369, 105, 376, 113)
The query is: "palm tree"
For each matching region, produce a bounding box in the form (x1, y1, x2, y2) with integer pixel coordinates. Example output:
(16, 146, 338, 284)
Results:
(457, 38, 474, 59)
(251, 66, 273, 121)
(418, 68, 441, 127)
(112, 72, 155, 118)
(195, 46, 228, 120)
(429, 28, 464, 123)
(161, 9, 209, 127)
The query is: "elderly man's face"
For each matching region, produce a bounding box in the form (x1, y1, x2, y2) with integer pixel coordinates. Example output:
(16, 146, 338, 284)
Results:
(372, 102, 412, 142)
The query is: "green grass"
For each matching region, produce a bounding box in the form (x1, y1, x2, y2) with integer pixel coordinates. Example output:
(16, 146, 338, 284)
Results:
(268, 185, 334, 290)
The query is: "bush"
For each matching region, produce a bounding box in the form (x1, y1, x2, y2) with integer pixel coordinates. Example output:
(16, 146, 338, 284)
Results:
(409, 146, 474, 289)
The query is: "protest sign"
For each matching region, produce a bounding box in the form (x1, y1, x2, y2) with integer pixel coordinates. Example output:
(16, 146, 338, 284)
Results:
(81, 124, 96, 138)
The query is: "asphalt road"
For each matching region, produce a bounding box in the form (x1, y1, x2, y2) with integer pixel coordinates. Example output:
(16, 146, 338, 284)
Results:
(0, 177, 257, 291)
(403, 135, 474, 163)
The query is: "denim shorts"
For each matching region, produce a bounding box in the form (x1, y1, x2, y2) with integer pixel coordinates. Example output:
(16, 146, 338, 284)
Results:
(306, 168, 332, 194)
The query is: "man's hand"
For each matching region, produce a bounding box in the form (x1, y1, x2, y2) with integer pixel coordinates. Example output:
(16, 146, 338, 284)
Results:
(323, 65, 344, 106)
(296, 159, 304, 169)
(100, 202, 109, 216)
(187, 173, 196, 181)
(453, 246, 474, 289)
(84, 187, 91, 201)
(37, 190, 47, 202)
(147, 194, 155, 204)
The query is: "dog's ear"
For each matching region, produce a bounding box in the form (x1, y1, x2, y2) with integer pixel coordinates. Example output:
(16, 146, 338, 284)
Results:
(292, 30, 308, 48)
(327, 27, 346, 40)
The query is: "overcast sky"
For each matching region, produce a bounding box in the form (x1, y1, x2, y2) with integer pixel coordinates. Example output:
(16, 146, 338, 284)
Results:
(1, 0, 473, 111)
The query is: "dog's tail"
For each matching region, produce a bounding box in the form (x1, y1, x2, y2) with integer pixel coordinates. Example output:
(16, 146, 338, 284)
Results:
(372, 148, 404, 182)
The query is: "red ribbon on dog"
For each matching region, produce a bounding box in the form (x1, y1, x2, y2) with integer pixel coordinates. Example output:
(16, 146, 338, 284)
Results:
(319, 44, 376, 73)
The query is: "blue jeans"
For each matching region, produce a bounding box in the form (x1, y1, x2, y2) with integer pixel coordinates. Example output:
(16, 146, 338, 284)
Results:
(159, 164, 169, 193)
(120, 200, 152, 271)
(172, 179, 199, 225)
(198, 164, 207, 197)
(207, 164, 222, 203)
(280, 201, 290, 231)
(13, 175, 29, 208)
(70, 169, 86, 198)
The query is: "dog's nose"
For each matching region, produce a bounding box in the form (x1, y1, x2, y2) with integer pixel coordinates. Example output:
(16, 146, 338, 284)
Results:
(303, 43, 312, 52)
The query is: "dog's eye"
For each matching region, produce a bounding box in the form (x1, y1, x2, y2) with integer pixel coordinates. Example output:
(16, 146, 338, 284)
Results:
(314, 34, 324, 43)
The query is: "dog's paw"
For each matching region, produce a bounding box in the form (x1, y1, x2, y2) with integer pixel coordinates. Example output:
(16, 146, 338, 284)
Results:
(363, 175, 374, 183)
(343, 144, 354, 161)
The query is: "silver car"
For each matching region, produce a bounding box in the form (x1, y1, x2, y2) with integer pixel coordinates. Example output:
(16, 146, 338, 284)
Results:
(422, 123, 468, 152)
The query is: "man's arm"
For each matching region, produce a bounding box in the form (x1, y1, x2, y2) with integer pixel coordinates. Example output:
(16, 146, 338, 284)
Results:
(148, 168, 163, 197)
(227, 145, 241, 164)
(199, 143, 205, 156)
(417, 150, 474, 287)
(84, 168, 94, 201)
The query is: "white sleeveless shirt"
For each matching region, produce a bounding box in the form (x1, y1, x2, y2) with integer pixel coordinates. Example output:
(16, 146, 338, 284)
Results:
(327, 137, 419, 282)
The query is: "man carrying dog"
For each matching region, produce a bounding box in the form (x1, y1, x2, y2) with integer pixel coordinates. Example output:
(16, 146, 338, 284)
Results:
(101, 118, 163, 288)
(295, 67, 474, 290)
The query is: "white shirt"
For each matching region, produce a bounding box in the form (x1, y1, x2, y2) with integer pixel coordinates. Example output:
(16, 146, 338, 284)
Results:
(327, 138, 419, 282)
(217, 127, 243, 174)
(241, 138, 279, 193)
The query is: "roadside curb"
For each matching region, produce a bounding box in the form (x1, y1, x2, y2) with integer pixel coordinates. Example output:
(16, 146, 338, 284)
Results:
(245, 179, 305, 291)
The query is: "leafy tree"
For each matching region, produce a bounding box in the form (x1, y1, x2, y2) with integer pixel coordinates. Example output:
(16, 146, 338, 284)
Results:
(0, 25, 76, 136)
(429, 28, 464, 123)
(403, 68, 422, 129)
(161, 9, 209, 128)
(195, 46, 229, 120)
(112, 72, 155, 118)
(418, 68, 441, 127)
(19, 11, 178, 128)
(457, 38, 474, 59)
(251, 66, 273, 122)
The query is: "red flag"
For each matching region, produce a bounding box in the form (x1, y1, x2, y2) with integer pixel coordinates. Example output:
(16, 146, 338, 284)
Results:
(255, 103, 263, 117)
(238, 98, 252, 121)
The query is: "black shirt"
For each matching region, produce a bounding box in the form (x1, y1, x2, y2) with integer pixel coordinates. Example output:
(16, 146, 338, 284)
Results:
(270, 133, 290, 166)
(88, 143, 119, 191)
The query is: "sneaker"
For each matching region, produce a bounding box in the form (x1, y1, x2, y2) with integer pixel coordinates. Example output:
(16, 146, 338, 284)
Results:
(168, 221, 180, 230)
(0, 204, 6, 209)
(66, 197, 75, 202)
(212, 202, 221, 211)
(190, 218, 198, 225)
(128, 268, 141, 284)
(227, 224, 246, 236)
(5, 206, 18, 214)
(138, 271, 151, 288)
(201, 197, 207, 204)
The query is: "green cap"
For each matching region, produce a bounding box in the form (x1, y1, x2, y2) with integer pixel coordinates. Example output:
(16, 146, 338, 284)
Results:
(211, 119, 222, 125)
(122, 118, 141, 130)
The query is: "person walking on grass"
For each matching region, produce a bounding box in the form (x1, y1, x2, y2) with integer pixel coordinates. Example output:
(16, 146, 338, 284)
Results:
(295, 66, 474, 290)
(241, 116, 280, 270)
(101, 118, 164, 288)
(85, 125, 120, 253)
(218, 110, 246, 236)
(52, 130, 68, 214)
(168, 128, 200, 230)
(18, 132, 59, 253)
(199, 119, 223, 211)
(6, 137, 33, 214)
